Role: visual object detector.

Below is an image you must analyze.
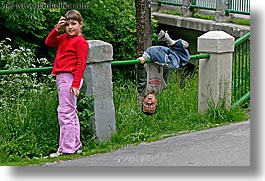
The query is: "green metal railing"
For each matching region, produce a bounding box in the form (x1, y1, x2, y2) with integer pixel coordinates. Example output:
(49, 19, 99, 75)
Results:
(191, 0, 216, 11)
(158, 0, 182, 6)
(226, 0, 250, 15)
(0, 53, 210, 75)
(0, 67, 52, 75)
(232, 32, 250, 107)
(158, 0, 250, 15)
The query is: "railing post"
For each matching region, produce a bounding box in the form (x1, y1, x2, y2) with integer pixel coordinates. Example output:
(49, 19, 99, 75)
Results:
(83, 40, 116, 140)
(215, 0, 230, 22)
(197, 31, 235, 113)
(181, 0, 193, 17)
(150, 0, 159, 12)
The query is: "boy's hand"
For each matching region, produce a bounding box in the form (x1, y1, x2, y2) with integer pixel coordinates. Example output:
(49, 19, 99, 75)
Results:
(57, 16, 66, 31)
(137, 57, 145, 64)
(71, 87, 80, 97)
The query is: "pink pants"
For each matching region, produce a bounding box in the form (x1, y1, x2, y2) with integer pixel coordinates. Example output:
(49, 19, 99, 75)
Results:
(56, 73, 82, 153)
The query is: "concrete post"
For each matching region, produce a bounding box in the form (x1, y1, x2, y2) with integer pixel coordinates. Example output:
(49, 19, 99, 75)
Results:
(181, 0, 193, 17)
(83, 40, 116, 140)
(150, 0, 159, 12)
(197, 31, 234, 113)
(215, 0, 230, 22)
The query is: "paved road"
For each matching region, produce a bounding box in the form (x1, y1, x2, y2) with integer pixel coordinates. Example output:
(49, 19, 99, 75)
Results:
(49, 120, 250, 166)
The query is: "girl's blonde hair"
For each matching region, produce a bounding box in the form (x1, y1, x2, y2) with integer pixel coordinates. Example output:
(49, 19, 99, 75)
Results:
(65, 10, 83, 23)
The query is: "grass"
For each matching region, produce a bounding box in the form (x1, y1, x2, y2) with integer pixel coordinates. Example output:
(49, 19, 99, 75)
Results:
(231, 18, 250, 26)
(160, 9, 181, 16)
(192, 13, 215, 21)
(0, 69, 249, 166)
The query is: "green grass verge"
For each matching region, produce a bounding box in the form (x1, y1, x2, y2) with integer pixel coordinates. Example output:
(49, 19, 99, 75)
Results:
(231, 18, 250, 26)
(0, 70, 249, 166)
(160, 9, 181, 16)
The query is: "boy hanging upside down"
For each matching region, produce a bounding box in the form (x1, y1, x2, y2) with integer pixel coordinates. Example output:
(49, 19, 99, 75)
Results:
(136, 30, 190, 115)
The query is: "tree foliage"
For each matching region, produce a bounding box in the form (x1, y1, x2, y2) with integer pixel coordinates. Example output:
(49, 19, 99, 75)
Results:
(0, 0, 137, 61)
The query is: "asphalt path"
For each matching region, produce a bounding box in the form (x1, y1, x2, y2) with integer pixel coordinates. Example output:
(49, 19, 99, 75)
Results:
(48, 120, 250, 166)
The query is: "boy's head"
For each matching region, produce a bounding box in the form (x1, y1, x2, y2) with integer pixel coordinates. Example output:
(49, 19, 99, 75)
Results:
(64, 10, 83, 36)
(141, 93, 158, 115)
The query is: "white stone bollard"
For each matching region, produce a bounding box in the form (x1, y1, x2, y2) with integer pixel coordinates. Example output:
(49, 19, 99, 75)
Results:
(197, 31, 235, 113)
(83, 40, 116, 140)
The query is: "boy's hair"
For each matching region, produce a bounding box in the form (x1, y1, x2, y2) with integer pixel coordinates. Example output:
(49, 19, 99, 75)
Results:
(65, 10, 83, 23)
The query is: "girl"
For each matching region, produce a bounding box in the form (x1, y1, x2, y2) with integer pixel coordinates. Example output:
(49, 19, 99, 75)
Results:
(45, 10, 88, 158)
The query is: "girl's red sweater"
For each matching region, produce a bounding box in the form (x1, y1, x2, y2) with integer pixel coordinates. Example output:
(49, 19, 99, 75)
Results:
(45, 27, 89, 88)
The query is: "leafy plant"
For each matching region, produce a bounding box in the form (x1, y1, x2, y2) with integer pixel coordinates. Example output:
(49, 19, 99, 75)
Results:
(77, 91, 95, 144)
(0, 41, 94, 163)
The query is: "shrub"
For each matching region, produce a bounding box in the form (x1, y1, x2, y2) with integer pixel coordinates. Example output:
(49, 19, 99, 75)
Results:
(0, 41, 94, 162)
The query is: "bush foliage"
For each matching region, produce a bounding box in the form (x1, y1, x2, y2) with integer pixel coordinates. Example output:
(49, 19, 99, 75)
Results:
(0, 0, 137, 61)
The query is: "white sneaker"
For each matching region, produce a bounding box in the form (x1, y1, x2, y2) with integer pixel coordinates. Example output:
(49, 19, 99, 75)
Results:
(50, 152, 63, 158)
(76, 149, 82, 154)
(158, 30, 169, 41)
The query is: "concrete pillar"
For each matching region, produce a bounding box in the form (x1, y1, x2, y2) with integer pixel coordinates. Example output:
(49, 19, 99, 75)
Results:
(197, 31, 234, 113)
(150, 0, 159, 12)
(215, 0, 230, 22)
(181, 0, 193, 17)
(83, 40, 116, 140)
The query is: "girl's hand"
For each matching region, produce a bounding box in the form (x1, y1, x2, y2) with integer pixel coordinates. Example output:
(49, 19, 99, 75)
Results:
(57, 16, 66, 31)
(71, 87, 80, 97)
(138, 57, 145, 64)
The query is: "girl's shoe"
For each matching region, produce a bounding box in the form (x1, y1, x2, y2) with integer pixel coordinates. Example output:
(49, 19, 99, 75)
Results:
(75, 149, 82, 154)
(50, 149, 82, 158)
(50, 152, 63, 158)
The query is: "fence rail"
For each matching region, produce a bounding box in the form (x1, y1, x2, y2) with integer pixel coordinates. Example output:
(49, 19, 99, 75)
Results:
(158, 0, 250, 15)
(0, 53, 210, 75)
(158, 0, 182, 6)
(191, 0, 216, 11)
(232, 32, 250, 105)
(226, 0, 250, 15)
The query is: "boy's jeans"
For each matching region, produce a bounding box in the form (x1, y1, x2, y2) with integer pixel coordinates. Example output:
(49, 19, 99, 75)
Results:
(56, 73, 82, 153)
(145, 39, 190, 70)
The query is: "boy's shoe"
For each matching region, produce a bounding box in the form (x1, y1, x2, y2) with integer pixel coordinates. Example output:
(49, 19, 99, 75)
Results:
(158, 30, 169, 42)
(181, 40, 189, 48)
(50, 152, 63, 158)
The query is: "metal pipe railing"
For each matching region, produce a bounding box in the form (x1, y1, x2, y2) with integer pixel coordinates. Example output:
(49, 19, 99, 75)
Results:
(0, 67, 52, 75)
(232, 32, 250, 103)
(159, 0, 250, 15)
(158, 0, 182, 6)
(231, 91, 250, 108)
(234, 32, 250, 46)
(0, 53, 210, 75)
